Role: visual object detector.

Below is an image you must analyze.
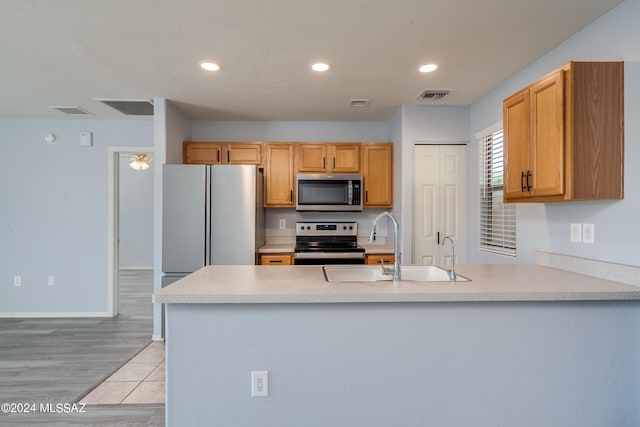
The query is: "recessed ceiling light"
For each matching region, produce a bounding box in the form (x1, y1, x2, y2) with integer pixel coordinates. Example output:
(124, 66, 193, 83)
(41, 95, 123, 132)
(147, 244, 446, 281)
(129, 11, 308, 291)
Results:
(311, 62, 330, 72)
(419, 64, 438, 73)
(200, 61, 221, 72)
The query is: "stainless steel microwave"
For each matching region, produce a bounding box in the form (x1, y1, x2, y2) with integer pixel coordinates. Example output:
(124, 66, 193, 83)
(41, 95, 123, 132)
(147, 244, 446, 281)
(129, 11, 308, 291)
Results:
(296, 173, 363, 212)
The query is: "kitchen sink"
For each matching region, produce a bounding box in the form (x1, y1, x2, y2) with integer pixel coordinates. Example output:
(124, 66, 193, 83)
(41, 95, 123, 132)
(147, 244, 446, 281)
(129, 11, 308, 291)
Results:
(322, 265, 470, 283)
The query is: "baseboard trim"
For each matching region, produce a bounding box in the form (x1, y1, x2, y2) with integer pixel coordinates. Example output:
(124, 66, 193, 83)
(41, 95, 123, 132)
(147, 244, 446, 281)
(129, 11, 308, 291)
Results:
(119, 267, 154, 271)
(0, 312, 112, 318)
(152, 334, 165, 341)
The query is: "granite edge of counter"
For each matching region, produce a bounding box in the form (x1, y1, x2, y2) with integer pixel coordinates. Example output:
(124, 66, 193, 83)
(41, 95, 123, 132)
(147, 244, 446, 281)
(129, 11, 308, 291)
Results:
(154, 290, 640, 305)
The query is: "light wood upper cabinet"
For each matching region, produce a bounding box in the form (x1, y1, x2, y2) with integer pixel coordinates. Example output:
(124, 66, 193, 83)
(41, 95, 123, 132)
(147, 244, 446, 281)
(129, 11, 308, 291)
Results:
(183, 142, 223, 164)
(183, 142, 263, 165)
(362, 143, 393, 207)
(503, 61, 624, 203)
(225, 143, 263, 165)
(296, 143, 360, 173)
(264, 143, 296, 207)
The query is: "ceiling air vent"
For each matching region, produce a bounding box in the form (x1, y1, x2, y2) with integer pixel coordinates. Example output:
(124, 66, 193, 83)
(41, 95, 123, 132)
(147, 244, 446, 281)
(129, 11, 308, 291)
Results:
(349, 99, 370, 108)
(49, 106, 93, 116)
(416, 89, 453, 100)
(94, 98, 154, 116)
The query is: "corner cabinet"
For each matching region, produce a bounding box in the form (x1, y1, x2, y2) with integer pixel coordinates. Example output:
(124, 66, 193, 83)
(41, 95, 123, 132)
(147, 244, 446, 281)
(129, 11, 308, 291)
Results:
(264, 143, 296, 207)
(362, 143, 393, 207)
(503, 61, 624, 203)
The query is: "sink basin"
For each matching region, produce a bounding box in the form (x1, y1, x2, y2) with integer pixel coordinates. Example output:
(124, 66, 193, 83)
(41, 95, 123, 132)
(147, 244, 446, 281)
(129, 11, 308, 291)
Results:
(322, 265, 470, 283)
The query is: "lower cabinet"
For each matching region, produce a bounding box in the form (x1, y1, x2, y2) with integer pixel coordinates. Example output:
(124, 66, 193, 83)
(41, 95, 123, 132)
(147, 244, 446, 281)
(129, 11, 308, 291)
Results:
(365, 254, 395, 265)
(259, 253, 293, 265)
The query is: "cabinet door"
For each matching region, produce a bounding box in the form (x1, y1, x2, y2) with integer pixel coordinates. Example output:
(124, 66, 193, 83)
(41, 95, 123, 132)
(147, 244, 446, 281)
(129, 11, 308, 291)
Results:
(365, 254, 395, 265)
(503, 90, 530, 200)
(297, 144, 328, 172)
(265, 143, 295, 207)
(362, 144, 393, 207)
(529, 70, 565, 197)
(183, 142, 222, 164)
(260, 254, 293, 265)
(225, 143, 263, 165)
(331, 144, 360, 173)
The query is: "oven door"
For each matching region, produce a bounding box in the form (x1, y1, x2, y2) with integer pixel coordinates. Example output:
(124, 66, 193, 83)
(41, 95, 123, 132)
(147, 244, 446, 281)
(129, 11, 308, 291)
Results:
(293, 251, 366, 265)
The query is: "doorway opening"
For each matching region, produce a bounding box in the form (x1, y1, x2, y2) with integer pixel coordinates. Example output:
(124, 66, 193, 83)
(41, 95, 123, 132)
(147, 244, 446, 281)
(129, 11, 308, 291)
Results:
(107, 147, 154, 317)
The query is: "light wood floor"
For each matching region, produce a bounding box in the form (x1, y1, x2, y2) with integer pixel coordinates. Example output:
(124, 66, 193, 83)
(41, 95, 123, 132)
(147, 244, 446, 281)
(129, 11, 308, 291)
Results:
(0, 270, 165, 426)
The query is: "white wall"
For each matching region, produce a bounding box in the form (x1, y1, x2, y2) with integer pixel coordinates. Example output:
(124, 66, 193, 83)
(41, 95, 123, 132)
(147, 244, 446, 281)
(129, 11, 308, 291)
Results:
(0, 119, 153, 315)
(469, 0, 640, 266)
(398, 105, 470, 263)
(153, 99, 192, 338)
(118, 156, 154, 269)
(167, 301, 640, 426)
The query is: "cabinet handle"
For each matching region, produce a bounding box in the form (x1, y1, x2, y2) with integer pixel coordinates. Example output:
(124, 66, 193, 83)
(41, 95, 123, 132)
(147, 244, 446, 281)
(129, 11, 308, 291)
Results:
(270, 260, 283, 263)
(323, 157, 326, 169)
(526, 171, 532, 192)
(217, 151, 220, 162)
(290, 190, 293, 202)
(437, 231, 440, 245)
(333, 158, 336, 170)
(227, 151, 230, 163)
(365, 190, 369, 203)
(521, 171, 526, 192)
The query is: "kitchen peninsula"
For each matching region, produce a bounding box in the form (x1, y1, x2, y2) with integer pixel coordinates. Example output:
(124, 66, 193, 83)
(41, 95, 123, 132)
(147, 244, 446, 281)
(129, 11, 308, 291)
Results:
(154, 262, 640, 427)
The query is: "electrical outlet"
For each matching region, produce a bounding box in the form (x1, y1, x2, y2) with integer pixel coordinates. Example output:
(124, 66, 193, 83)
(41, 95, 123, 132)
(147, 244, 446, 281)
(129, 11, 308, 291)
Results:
(570, 223, 582, 243)
(583, 223, 595, 244)
(251, 371, 269, 397)
(279, 219, 286, 230)
(48, 276, 55, 286)
(14, 275, 22, 287)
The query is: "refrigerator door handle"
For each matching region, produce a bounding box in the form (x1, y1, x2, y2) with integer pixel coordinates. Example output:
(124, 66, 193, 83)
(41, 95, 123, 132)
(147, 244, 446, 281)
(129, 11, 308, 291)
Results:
(204, 166, 212, 265)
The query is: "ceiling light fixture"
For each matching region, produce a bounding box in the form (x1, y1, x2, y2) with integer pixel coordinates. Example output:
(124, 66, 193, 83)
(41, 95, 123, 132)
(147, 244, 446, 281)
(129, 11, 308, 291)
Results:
(200, 61, 221, 72)
(128, 154, 153, 171)
(419, 64, 438, 73)
(311, 62, 330, 72)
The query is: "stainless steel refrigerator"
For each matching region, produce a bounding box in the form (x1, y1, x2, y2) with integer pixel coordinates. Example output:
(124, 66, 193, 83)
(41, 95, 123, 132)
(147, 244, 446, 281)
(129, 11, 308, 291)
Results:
(161, 164, 265, 287)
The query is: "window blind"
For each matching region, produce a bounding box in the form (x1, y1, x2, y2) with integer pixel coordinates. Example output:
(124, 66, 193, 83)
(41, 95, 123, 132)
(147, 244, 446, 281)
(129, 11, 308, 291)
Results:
(479, 128, 516, 256)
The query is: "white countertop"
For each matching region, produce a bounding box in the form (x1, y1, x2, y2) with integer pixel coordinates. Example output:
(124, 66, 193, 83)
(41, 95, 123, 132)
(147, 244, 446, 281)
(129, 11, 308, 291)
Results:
(153, 264, 640, 304)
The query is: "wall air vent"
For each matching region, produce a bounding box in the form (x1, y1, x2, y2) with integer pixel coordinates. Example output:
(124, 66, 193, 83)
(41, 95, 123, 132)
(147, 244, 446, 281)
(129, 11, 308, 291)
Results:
(416, 89, 453, 100)
(49, 106, 93, 116)
(349, 99, 370, 108)
(94, 98, 154, 116)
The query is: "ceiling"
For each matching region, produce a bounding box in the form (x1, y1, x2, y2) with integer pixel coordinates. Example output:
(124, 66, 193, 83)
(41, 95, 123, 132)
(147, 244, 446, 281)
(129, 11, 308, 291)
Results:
(0, 0, 623, 121)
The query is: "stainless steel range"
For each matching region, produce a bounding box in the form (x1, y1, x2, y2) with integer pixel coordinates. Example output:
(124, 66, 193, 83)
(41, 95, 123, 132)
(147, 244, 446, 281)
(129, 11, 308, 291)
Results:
(294, 221, 365, 265)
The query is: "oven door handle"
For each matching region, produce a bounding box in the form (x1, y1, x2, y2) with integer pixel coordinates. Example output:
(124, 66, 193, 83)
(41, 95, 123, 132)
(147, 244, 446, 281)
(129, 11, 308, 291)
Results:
(294, 252, 365, 259)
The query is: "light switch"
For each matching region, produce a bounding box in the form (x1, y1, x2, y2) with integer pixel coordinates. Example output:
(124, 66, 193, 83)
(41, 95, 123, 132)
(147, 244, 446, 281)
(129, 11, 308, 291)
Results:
(582, 223, 595, 244)
(570, 223, 582, 243)
(80, 131, 92, 147)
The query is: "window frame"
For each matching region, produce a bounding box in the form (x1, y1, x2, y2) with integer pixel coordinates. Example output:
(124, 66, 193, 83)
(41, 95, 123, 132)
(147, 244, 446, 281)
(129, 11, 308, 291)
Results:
(477, 124, 516, 257)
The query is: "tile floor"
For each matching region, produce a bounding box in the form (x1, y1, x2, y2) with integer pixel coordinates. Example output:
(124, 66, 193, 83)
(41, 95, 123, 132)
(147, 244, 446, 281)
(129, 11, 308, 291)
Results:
(81, 340, 165, 405)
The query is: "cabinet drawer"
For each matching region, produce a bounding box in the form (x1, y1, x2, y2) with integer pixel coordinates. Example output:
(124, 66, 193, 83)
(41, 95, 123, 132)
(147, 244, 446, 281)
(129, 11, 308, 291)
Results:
(365, 254, 395, 265)
(259, 253, 293, 265)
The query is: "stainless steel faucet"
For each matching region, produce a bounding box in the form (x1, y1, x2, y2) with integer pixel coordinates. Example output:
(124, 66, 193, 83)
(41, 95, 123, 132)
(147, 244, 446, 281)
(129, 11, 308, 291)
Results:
(368, 211, 400, 281)
(440, 235, 456, 280)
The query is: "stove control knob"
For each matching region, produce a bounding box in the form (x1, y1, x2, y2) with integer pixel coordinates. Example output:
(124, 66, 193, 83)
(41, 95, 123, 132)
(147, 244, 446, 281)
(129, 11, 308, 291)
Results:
(343, 226, 347, 230)
(306, 226, 311, 230)
(349, 226, 353, 230)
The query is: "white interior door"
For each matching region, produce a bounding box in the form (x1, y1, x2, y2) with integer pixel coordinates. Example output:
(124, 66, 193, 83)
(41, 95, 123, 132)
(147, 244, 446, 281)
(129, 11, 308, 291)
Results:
(413, 145, 467, 265)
